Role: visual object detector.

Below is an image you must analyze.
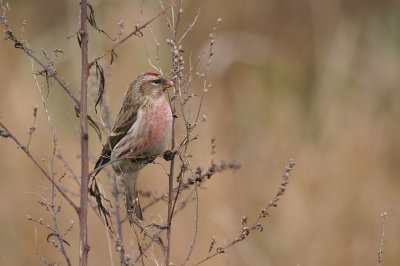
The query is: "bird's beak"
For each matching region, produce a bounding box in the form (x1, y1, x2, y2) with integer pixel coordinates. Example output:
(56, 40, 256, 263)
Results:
(163, 80, 172, 90)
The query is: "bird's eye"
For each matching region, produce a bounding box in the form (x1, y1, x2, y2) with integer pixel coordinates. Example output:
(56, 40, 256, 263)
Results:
(152, 79, 161, 84)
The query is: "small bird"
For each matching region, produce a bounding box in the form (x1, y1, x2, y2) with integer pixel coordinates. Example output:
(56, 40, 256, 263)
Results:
(92, 72, 173, 220)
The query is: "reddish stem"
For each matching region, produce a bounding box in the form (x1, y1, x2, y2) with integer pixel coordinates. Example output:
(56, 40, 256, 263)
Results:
(79, 0, 90, 265)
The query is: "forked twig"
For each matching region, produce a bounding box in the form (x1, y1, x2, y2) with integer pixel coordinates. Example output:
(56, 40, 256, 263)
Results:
(194, 159, 296, 265)
(88, 0, 178, 68)
(30, 51, 71, 265)
(0, 121, 78, 211)
(0, 1, 79, 105)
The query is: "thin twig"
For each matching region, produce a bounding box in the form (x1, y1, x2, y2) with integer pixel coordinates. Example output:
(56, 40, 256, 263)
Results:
(377, 211, 387, 266)
(34, 227, 48, 264)
(112, 173, 126, 265)
(194, 18, 221, 124)
(134, 229, 164, 264)
(173, 188, 195, 216)
(166, 1, 183, 264)
(178, 9, 200, 45)
(142, 159, 240, 214)
(104, 222, 115, 266)
(26, 106, 38, 150)
(0, 121, 78, 211)
(182, 185, 199, 265)
(133, 224, 146, 266)
(0, 2, 79, 105)
(57, 151, 80, 186)
(88, 0, 178, 68)
(194, 159, 296, 266)
(1, 2, 104, 141)
(30, 51, 71, 266)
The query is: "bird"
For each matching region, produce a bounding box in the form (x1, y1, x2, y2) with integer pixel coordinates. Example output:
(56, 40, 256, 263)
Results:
(92, 72, 173, 221)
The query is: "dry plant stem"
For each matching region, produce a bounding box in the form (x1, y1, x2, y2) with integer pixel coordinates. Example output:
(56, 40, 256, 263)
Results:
(134, 229, 164, 264)
(57, 151, 81, 186)
(132, 225, 146, 266)
(31, 57, 71, 265)
(131, 217, 166, 249)
(0, 121, 78, 211)
(79, 0, 90, 264)
(177, 9, 200, 45)
(173, 188, 195, 215)
(166, 1, 184, 265)
(34, 227, 48, 264)
(135, 158, 237, 264)
(88, 0, 178, 68)
(0, 2, 79, 105)
(165, 59, 176, 264)
(377, 211, 387, 266)
(143, 158, 240, 214)
(50, 144, 71, 266)
(194, 159, 296, 266)
(21, 47, 79, 104)
(104, 225, 115, 266)
(1, 2, 100, 143)
(181, 185, 199, 266)
(137, 190, 195, 262)
(112, 174, 125, 265)
(194, 19, 220, 124)
(26, 106, 38, 150)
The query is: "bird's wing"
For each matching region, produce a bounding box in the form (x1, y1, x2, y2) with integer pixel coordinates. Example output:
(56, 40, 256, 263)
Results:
(90, 102, 139, 229)
(93, 103, 139, 174)
(110, 103, 139, 144)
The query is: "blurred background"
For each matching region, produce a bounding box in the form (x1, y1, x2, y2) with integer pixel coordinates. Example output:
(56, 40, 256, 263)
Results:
(1, 0, 400, 265)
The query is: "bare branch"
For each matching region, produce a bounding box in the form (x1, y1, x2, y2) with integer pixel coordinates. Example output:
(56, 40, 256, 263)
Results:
(194, 159, 296, 265)
(178, 9, 200, 45)
(88, 0, 178, 68)
(0, 3, 79, 106)
(1, 2, 102, 140)
(182, 184, 199, 265)
(26, 106, 38, 150)
(112, 173, 126, 265)
(166, 1, 184, 264)
(0, 121, 78, 211)
(194, 18, 221, 124)
(30, 52, 71, 265)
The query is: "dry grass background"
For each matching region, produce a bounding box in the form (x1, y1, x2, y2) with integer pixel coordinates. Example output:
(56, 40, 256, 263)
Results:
(1, 0, 400, 265)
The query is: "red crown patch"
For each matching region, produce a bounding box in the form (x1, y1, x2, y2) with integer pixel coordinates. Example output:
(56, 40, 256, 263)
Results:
(146, 72, 161, 76)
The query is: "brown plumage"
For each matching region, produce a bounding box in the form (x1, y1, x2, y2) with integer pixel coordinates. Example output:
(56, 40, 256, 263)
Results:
(91, 72, 172, 221)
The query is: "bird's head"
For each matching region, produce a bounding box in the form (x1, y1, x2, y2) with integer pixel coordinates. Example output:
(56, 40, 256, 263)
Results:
(127, 72, 172, 101)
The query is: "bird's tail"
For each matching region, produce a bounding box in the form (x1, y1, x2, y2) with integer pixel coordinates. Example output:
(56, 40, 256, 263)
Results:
(125, 170, 143, 221)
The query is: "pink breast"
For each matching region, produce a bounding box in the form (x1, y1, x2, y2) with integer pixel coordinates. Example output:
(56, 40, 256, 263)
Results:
(136, 98, 172, 155)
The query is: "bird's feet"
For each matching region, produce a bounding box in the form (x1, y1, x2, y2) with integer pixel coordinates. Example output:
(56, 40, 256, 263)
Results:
(163, 150, 176, 161)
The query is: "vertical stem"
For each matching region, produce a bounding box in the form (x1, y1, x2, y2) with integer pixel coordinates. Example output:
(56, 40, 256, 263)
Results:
(112, 174, 126, 265)
(166, 1, 183, 265)
(166, 85, 176, 266)
(79, 0, 90, 265)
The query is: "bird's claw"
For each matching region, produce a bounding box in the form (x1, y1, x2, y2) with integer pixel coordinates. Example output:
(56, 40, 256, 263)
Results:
(163, 150, 175, 161)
